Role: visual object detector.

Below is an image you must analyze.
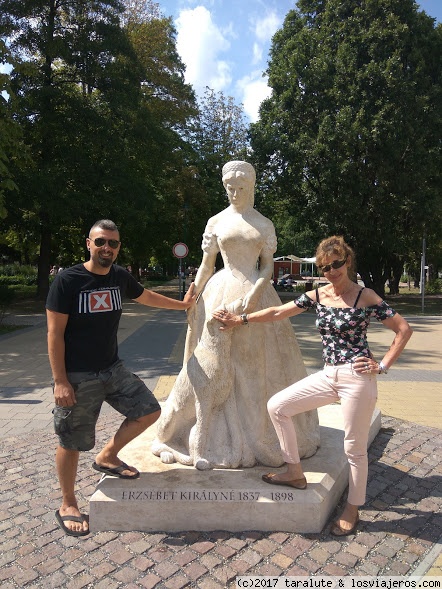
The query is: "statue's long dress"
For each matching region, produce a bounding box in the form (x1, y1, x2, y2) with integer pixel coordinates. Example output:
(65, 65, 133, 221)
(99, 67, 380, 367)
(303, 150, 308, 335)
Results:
(152, 209, 320, 468)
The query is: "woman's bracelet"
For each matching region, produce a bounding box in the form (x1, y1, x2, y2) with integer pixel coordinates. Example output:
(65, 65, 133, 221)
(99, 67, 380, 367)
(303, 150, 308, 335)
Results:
(378, 361, 388, 374)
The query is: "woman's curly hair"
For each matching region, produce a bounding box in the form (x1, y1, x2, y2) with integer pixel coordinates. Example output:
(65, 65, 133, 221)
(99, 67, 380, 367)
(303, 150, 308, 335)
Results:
(316, 236, 356, 279)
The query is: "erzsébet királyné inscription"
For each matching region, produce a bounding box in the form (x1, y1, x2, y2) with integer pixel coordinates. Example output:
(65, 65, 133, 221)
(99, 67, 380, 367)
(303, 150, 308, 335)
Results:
(121, 489, 297, 502)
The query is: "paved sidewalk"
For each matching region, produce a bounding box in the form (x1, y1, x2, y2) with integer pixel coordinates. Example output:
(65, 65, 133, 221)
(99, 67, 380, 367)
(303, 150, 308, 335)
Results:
(0, 287, 441, 588)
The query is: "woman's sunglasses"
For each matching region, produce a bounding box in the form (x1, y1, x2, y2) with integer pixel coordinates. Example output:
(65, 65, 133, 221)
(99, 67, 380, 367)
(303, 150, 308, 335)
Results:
(88, 237, 121, 249)
(319, 257, 347, 273)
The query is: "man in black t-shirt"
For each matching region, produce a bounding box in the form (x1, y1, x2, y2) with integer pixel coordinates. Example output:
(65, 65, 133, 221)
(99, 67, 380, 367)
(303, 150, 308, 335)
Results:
(46, 219, 195, 536)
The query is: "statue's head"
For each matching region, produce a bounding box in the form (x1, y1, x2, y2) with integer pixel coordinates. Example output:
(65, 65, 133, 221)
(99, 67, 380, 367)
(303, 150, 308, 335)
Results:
(222, 161, 256, 207)
(222, 161, 256, 184)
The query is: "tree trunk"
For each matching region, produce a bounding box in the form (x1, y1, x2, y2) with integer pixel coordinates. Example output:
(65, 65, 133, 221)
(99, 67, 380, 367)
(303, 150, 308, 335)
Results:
(359, 268, 385, 298)
(36, 219, 51, 300)
(388, 256, 403, 295)
(131, 261, 141, 281)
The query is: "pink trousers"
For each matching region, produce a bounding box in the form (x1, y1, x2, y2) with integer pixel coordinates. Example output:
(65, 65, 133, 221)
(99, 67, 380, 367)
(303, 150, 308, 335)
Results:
(267, 363, 377, 506)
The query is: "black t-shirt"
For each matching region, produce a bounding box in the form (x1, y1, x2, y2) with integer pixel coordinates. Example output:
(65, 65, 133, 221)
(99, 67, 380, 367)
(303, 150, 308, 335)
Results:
(46, 264, 144, 372)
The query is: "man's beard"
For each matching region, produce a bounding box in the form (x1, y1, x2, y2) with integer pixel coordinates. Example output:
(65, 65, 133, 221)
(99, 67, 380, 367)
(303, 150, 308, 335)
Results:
(97, 255, 113, 268)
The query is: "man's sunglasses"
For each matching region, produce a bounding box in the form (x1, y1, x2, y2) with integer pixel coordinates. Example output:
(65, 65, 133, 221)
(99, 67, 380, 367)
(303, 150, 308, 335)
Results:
(318, 257, 347, 273)
(88, 237, 121, 249)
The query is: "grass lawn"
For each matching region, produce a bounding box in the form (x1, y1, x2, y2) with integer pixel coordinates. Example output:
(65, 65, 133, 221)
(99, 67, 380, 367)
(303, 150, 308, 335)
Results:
(0, 286, 46, 335)
(384, 294, 441, 315)
(384, 284, 441, 315)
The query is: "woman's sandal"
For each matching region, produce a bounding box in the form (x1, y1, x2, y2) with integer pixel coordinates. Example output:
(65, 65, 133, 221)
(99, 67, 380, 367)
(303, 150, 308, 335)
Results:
(330, 514, 359, 536)
(262, 473, 307, 489)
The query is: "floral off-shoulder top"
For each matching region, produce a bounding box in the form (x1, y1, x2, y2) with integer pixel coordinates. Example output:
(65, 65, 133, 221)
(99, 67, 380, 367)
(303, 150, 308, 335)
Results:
(294, 287, 396, 365)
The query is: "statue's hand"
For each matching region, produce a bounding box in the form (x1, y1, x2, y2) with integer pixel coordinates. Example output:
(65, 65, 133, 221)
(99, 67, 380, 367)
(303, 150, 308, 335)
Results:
(242, 290, 258, 314)
(225, 298, 244, 315)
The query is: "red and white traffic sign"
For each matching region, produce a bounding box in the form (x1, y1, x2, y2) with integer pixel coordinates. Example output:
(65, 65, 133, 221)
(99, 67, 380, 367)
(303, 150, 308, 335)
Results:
(172, 242, 189, 258)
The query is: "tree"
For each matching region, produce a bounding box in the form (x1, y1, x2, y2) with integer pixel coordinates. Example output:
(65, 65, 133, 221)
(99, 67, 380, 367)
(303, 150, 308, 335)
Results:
(191, 88, 251, 218)
(119, 1, 200, 272)
(1, 0, 199, 296)
(1, 0, 144, 296)
(0, 40, 25, 220)
(250, 0, 442, 295)
(121, 0, 162, 25)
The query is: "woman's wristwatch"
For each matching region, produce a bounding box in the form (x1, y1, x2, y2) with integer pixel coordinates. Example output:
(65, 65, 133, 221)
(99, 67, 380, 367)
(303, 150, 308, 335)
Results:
(240, 313, 249, 325)
(378, 361, 388, 374)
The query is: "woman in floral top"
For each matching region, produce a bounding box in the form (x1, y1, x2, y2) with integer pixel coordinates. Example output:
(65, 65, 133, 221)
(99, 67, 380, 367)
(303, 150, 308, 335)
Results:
(213, 235, 412, 536)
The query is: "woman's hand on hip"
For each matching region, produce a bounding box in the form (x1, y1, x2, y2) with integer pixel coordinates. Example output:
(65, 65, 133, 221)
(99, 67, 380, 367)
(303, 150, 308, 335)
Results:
(353, 356, 379, 375)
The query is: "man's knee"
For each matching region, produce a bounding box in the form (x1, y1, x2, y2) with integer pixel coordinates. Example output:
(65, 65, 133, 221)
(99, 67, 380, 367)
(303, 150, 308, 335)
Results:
(147, 408, 161, 424)
(131, 408, 161, 429)
(57, 445, 81, 457)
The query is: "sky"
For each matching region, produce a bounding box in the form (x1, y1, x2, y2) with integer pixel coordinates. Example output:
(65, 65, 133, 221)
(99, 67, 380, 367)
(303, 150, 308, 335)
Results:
(1, 1, 441, 122)
(156, 0, 442, 122)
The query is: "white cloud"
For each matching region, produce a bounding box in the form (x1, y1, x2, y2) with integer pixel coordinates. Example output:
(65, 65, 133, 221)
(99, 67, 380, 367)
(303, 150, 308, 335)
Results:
(175, 5, 232, 93)
(171, 3, 285, 122)
(236, 12, 281, 121)
(252, 42, 262, 65)
(254, 12, 281, 42)
(237, 72, 272, 123)
(250, 11, 281, 66)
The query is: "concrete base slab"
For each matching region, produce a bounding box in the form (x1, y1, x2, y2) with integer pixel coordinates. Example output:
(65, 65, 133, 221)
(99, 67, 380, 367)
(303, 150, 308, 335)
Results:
(89, 405, 381, 533)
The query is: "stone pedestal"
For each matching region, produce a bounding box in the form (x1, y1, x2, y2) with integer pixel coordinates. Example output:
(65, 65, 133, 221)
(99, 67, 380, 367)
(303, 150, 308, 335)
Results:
(89, 405, 381, 533)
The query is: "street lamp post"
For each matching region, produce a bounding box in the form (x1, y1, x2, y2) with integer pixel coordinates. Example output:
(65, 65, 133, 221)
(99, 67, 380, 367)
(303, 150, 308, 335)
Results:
(420, 237, 426, 313)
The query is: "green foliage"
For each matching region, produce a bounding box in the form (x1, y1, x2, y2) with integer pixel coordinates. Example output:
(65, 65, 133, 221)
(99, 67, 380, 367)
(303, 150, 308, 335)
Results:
(250, 0, 442, 296)
(0, 0, 266, 284)
(426, 278, 442, 295)
(0, 264, 37, 285)
(3, 284, 36, 299)
(0, 39, 28, 219)
(120, 9, 201, 268)
(0, 274, 37, 286)
(190, 88, 251, 217)
(0, 263, 37, 276)
(0, 0, 201, 298)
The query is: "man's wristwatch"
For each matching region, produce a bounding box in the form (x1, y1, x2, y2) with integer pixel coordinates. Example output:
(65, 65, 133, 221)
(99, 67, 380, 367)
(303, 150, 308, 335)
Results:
(240, 313, 249, 325)
(378, 361, 388, 374)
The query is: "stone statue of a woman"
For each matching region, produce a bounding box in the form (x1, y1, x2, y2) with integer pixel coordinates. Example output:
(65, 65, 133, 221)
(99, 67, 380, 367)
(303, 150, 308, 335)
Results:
(151, 161, 320, 469)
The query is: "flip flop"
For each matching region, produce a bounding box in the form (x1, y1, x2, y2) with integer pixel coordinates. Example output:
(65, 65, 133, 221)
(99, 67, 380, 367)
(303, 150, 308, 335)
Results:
(55, 510, 89, 537)
(92, 461, 140, 479)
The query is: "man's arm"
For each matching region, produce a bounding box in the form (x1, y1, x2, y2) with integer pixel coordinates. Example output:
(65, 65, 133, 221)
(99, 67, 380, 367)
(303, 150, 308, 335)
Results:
(134, 282, 196, 309)
(46, 309, 76, 407)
